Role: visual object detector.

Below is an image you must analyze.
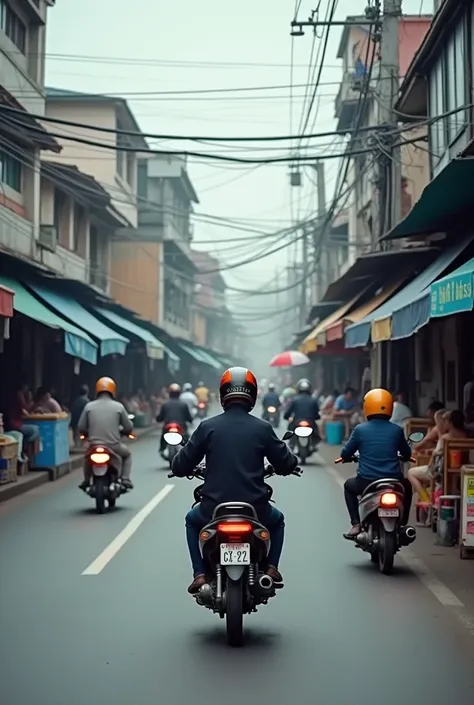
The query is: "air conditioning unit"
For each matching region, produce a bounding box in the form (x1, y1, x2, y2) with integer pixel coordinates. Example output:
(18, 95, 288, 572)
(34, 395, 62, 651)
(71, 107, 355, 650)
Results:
(38, 225, 58, 252)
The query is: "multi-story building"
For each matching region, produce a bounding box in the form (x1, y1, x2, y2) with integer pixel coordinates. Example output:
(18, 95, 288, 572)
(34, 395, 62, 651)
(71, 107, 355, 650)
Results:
(0, 0, 60, 259)
(110, 154, 199, 341)
(334, 14, 432, 269)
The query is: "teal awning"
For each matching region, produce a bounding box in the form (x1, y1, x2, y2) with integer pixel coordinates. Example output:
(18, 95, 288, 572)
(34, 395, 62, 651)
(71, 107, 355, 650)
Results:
(0, 275, 97, 364)
(177, 340, 209, 364)
(430, 256, 474, 317)
(29, 283, 128, 357)
(195, 346, 223, 370)
(93, 307, 165, 360)
(382, 158, 474, 240)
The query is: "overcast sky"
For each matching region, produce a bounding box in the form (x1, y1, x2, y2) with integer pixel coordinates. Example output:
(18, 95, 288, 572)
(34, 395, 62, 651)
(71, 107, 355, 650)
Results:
(45, 0, 433, 373)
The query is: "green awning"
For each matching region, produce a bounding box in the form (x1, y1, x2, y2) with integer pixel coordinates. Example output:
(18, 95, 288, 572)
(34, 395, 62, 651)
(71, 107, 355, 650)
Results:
(430, 256, 474, 317)
(195, 346, 224, 370)
(0, 275, 97, 364)
(382, 158, 474, 240)
(177, 340, 209, 364)
(94, 307, 165, 360)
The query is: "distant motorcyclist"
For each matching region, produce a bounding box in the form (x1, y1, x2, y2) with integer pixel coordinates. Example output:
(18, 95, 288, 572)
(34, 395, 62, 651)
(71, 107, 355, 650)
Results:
(194, 382, 209, 404)
(180, 382, 198, 417)
(156, 383, 193, 455)
(171, 366, 299, 594)
(284, 378, 320, 442)
(262, 383, 281, 422)
(78, 377, 134, 490)
(340, 388, 413, 539)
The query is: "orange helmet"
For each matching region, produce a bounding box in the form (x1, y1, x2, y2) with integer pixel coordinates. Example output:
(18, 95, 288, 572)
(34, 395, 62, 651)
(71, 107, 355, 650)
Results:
(95, 376, 116, 397)
(363, 388, 393, 419)
(219, 366, 258, 409)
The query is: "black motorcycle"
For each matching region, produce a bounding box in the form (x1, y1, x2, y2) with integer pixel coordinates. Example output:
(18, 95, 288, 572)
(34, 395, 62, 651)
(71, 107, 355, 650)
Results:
(334, 430, 423, 574)
(168, 430, 301, 647)
(289, 421, 317, 464)
(265, 405, 280, 428)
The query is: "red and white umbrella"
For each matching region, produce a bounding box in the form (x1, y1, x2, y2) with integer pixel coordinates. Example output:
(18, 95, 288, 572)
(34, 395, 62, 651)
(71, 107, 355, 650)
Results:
(269, 350, 310, 367)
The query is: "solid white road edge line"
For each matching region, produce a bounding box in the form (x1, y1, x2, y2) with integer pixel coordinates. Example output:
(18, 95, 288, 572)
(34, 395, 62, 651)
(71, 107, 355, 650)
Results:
(81, 484, 175, 576)
(324, 465, 466, 611)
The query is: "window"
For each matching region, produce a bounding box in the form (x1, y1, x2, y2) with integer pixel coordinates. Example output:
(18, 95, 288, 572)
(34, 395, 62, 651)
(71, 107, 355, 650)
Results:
(0, 1, 27, 54)
(0, 150, 22, 191)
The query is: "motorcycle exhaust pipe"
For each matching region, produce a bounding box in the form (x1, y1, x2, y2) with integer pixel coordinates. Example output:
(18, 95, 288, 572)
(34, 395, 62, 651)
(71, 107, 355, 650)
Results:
(258, 574, 274, 591)
(399, 525, 416, 545)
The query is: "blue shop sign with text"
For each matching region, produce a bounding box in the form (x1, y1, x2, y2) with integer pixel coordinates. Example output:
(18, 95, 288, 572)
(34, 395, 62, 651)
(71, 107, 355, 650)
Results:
(431, 272, 474, 317)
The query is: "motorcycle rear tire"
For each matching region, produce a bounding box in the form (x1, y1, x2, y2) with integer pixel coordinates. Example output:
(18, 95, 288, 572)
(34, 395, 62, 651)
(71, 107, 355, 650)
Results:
(226, 578, 244, 647)
(94, 477, 106, 514)
(378, 527, 395, 575)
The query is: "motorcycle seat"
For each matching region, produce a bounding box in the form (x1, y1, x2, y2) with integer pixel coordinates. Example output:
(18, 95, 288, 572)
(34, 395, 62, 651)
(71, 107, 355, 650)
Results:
(360, 478, 405, 498)
(212, 501, 258, 520)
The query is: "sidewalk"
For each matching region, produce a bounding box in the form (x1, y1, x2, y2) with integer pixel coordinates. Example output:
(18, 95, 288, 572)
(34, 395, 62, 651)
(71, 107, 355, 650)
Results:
(0, 424, 157, 505)
(318, 442, 474, 616)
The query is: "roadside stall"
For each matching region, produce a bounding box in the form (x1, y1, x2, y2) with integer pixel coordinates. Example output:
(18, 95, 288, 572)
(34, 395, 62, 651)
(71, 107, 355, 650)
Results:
(28, 412, 71, 478)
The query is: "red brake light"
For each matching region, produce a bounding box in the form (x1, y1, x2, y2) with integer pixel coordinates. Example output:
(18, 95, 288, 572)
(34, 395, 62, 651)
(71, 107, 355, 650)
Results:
(380, 492, 397, 507)
(298, 421, 310, 427)
(217, 522, 252, 533)
(198, 403, 205, 408)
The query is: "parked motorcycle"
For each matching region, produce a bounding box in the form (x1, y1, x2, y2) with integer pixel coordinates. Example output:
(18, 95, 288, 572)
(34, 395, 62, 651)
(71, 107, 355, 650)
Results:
(161, 422, 185, 467)
(289, 420, 316, 464)
(334, 430, 423, 574)
(197, 401, 208, 419)
(168, 429, 302, 647)
(80, 414, 135, 514)
(266, 405, 280, 428)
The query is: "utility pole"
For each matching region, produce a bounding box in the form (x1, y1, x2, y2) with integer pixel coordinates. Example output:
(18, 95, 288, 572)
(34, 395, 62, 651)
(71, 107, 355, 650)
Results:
(313, 161, 327, 305)
(374, 0, 402, 245)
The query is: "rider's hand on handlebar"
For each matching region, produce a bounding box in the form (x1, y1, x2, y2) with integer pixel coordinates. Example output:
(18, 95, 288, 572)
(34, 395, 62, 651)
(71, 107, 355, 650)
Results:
(335, 457, 343, 464)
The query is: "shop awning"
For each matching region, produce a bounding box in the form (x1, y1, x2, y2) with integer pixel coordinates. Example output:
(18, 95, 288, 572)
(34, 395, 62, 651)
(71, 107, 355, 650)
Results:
(177, 340, 209, 364)
(93, 307, 166, 360)
(28, 284, 129, 357)
(345, 237, 471, 346)
(0, 275, 97, 364)
(195, 346, 223, 370)
(324, 280, 405, 343)
(430, 256, 474, 318)
(300, 292, 362, 354)
(382, 158, 474, 241)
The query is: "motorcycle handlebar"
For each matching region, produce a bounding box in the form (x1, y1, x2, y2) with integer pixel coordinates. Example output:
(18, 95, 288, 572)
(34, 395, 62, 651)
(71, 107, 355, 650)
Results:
(335, 455, 416, 464)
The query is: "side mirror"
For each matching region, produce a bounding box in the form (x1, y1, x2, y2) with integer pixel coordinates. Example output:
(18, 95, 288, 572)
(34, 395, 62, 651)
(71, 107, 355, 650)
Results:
(282, 431, 293, 441)
(408, 431, 425, 444)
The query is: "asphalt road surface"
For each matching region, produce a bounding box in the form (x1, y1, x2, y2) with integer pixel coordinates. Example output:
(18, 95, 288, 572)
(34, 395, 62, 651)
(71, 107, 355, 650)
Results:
(1, 419, 474, 705)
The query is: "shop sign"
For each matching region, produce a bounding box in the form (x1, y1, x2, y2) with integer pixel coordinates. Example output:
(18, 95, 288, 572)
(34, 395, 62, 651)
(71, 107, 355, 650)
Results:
(431, 272, 473, 317)
(461, 473, 474, 548)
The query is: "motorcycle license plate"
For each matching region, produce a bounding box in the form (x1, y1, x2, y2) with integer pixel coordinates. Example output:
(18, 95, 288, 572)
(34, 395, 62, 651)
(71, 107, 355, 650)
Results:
(92, 465, 107, 476)
(220, 543, 250, 565)
(378, 508, 399, 517)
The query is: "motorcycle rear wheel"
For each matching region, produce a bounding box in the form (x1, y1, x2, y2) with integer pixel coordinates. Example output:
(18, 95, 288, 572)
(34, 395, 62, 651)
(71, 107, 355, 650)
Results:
(94, 477, 106, 514)
(378, 527, 395, 574)
(226, 578, 244, 647)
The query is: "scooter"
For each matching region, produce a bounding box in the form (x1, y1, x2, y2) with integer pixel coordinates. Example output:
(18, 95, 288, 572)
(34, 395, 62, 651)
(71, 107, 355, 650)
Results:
(289, 420, 317, 464)
(335, 430, 424, 574)
(161, 422, 185, 467)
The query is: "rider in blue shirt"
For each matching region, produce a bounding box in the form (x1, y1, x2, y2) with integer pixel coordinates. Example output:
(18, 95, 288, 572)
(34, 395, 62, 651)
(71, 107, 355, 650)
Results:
(340, 388, 413, 539)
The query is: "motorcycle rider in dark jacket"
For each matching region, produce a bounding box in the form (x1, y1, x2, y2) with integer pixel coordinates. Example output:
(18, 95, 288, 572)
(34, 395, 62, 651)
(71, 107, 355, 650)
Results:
(283, 378, 321, 441)
(171, 366, 299, 594)
(262, 383, 281, 422)
(156, 383, 193, 455)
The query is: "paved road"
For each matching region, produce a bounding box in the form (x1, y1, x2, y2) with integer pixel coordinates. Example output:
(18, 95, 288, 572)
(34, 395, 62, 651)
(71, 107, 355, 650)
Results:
(1, 425, 474, 705)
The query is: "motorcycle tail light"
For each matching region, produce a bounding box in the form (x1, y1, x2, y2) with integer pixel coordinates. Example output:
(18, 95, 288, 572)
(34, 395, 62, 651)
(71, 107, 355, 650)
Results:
(380, 492, 397, 507)
(198, 403, 205, 408)
(90, 452, 110, 464)
(217, 522, 252, 533)
(298, 421, 310, 427)
(268, 406, 276, 413)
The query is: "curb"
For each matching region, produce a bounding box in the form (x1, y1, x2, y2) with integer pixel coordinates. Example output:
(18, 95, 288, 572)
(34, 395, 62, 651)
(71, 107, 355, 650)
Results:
(0, 425, 157, 505)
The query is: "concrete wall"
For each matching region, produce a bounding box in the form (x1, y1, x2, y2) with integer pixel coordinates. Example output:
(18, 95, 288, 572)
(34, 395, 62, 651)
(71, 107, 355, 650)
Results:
(110, 241, 161, 324)
(42, 101, 138, 227)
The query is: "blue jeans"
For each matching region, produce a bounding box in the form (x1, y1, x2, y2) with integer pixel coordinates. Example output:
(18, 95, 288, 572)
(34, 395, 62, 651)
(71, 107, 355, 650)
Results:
(20, 424, 40, 444)
(185, 503, 285, 576)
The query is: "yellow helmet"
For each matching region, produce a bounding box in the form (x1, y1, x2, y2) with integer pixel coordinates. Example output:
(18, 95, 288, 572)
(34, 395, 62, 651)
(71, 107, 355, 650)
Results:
(363, 388, 393, 419)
